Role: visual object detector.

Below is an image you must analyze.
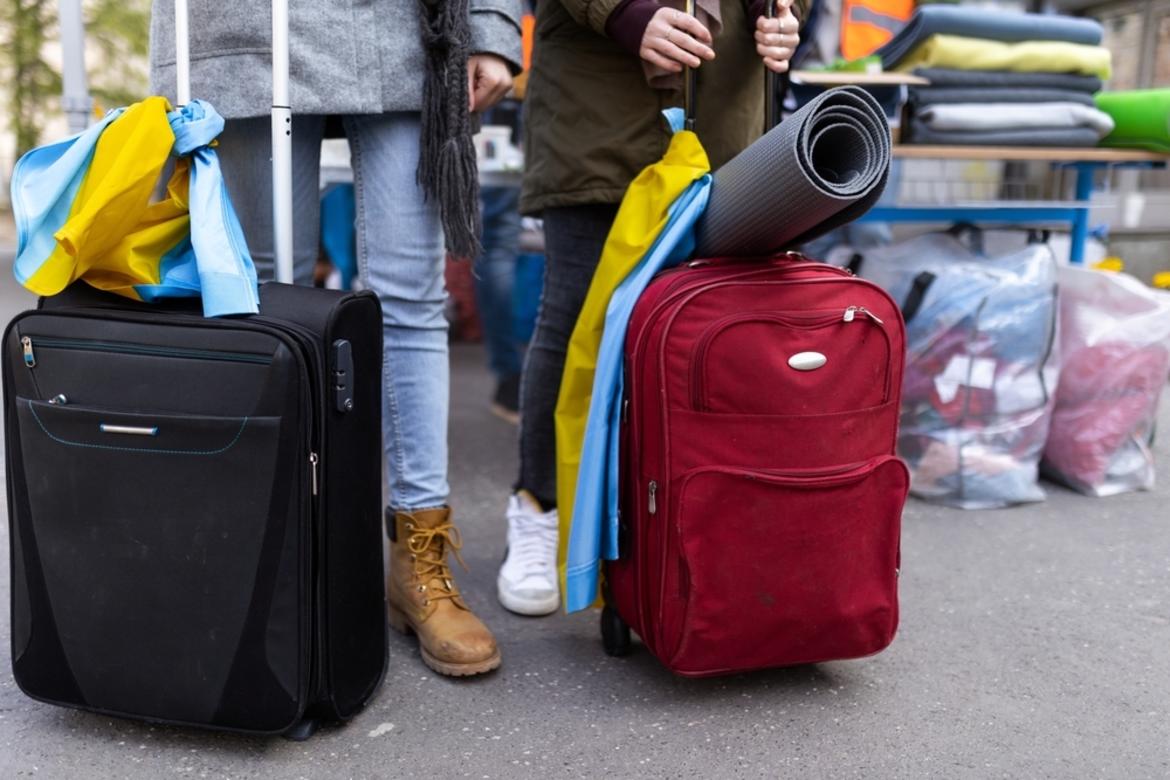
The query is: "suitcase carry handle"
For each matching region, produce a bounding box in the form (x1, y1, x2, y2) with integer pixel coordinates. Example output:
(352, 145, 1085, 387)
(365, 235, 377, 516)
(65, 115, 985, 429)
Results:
(174, 0, 190, 106)
(683, 0, 779, 133)
(683, 0, 697, 131)
(762, 1, 777, 133)
(270, 0, 294, 285)
(173, 0, 295, 285)
(684, 252, 849, 274)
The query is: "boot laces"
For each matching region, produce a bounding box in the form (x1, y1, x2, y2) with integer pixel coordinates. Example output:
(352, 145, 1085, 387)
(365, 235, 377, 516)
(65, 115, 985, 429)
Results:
(407, 522, 467, 605)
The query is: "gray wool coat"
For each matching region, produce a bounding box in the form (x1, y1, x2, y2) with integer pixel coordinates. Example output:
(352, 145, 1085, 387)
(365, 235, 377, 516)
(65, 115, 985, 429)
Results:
(149, 0, 523, 119)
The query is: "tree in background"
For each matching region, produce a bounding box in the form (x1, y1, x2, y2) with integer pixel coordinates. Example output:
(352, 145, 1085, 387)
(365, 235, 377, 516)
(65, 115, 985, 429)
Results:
(85, 0, 150, 113)
(1, 0, 149, 161)
(1, 0, 62, 159)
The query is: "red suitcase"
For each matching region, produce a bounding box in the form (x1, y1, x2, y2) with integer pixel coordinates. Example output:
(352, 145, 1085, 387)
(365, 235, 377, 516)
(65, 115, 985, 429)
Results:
(602, 255, 910, 676)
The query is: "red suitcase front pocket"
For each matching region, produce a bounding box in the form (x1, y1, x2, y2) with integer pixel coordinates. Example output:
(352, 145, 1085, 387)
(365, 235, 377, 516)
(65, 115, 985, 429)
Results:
(689, 309, 892, 415)
(668, 456, 908, 676)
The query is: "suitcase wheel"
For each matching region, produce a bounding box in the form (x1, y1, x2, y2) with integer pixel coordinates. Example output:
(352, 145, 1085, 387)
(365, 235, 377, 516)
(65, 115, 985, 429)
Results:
(284, 717, 320, 742)
(600, 605, 632, 657)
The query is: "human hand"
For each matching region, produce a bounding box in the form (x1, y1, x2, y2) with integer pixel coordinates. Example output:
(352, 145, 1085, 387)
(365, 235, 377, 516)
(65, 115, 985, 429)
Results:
(468, 54, 514, 112)
(639, 7, 715, 73)
(755, 0, 800, 73)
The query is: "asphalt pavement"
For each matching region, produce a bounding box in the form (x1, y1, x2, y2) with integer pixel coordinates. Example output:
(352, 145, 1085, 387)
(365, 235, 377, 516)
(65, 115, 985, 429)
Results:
(0, 261, 1167, 779)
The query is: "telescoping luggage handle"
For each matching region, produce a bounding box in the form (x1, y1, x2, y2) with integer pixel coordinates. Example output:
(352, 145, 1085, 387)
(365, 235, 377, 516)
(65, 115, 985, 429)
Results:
(682, 0, 779, 133)
(173, 0, 296, 285)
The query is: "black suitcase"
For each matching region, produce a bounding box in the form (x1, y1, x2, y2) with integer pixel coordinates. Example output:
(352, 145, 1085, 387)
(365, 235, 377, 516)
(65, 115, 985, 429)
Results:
(2, 0, 386, 736)
(3, 281, 387, 736)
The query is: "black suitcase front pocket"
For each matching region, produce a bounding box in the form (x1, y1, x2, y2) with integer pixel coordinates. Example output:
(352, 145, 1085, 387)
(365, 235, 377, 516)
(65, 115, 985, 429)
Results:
(13, 328, 281, 417)
(12, 397, 305, 731)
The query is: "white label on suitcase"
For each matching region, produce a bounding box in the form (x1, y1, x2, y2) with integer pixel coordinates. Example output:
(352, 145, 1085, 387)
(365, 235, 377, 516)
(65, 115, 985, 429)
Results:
(788, 352, 828, 371)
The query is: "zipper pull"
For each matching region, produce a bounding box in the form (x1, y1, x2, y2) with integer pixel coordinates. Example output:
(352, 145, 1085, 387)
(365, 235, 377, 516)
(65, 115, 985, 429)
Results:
(843, 306, 884, 325)
(309, 452, 319, 496)
(622, 398, 629, 423)
(21, 337, 35, 368)
(648, 481, 658, 515)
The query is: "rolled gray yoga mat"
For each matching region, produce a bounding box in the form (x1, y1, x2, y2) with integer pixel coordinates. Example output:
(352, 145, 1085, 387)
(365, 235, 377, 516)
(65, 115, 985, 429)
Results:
(695, 86, 890, 257)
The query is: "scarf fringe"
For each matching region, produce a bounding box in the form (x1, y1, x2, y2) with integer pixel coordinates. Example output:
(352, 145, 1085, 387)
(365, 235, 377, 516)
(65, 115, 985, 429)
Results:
(418, 0, 483, 261)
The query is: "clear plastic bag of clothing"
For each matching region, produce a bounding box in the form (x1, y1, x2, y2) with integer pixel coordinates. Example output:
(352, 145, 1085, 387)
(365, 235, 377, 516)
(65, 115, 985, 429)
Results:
(1041, 266, 1170, 496)
(856, 228, 1060, 509)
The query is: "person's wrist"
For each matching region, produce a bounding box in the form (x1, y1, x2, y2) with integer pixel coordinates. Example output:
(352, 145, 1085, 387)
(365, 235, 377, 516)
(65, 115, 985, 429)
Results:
(471, 52, 512, 68)
(468, 8, 524, 74)
(606, 0, 661, 57)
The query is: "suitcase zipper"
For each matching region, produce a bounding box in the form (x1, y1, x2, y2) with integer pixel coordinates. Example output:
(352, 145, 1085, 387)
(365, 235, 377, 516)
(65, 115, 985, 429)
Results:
(843, 306, 884, 324)
(680, 459, 894, 485)
(630, 266, 860, 385)
(19, 335, 274, 366)
(252, 314, 330, 709)
(648, 480, 658, 515)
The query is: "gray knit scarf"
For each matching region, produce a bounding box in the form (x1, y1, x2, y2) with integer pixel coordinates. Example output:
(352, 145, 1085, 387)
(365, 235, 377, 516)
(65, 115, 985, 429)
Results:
(418, 0, 482, 260)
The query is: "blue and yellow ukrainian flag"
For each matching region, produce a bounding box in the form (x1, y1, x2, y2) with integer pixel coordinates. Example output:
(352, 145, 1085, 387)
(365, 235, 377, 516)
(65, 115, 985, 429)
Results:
(11, 96, 259, 317)
(556, 108, 713, 612)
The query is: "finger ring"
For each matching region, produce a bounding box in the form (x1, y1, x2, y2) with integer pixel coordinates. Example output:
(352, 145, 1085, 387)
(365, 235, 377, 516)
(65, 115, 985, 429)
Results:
(666, 29, 673, 43)
(673, 9, 680, 22)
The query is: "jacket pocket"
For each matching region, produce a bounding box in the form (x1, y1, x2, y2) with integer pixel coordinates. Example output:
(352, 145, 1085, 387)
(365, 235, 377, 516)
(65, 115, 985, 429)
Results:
(689, 308, 892, 414)
(12, 396, 305, 730)
(667, 456, 908, 676)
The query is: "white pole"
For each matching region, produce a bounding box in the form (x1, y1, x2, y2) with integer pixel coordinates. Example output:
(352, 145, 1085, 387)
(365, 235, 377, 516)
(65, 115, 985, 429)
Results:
(58, 0, 92, 132)
(271, 0, 295, 284)
(174, 0, 190, 105)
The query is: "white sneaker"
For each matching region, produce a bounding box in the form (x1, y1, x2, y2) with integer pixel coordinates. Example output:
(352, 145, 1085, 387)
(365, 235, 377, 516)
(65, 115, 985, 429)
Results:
(497, 491, 560, 616)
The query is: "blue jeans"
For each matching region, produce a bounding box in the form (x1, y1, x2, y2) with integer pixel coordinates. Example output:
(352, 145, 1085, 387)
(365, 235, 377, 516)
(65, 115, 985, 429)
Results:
(218, 113, 449, 511)
(474, 186, 523, 380)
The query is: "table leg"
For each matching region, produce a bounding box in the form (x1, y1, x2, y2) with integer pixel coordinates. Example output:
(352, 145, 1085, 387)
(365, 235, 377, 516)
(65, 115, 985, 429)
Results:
(1069, 162, 1095, 265)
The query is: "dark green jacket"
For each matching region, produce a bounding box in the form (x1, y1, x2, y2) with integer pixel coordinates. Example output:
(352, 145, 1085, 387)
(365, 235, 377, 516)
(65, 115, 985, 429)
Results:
(520, 0, 807, 214)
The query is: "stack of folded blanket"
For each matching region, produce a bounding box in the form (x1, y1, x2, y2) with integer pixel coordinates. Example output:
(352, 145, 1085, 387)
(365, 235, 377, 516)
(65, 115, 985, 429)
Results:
(875, 7, 1116, 147)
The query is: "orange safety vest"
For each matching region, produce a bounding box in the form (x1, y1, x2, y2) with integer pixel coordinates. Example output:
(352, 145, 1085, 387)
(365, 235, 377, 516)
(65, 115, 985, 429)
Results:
(522, 13, 535, 72)
(511, 13, 536, 100)
(840, 0, 914, 61)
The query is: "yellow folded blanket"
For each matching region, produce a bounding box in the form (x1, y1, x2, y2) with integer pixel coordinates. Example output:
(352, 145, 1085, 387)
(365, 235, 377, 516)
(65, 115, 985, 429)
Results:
(895, 35, 1112, 80)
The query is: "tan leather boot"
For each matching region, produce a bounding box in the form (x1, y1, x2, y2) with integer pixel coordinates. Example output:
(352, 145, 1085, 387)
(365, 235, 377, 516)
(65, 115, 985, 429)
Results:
(386, 506, 501, 676)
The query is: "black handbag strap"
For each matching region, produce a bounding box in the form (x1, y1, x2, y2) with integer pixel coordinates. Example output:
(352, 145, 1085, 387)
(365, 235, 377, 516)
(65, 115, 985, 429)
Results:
(900, 271, 936, 324)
